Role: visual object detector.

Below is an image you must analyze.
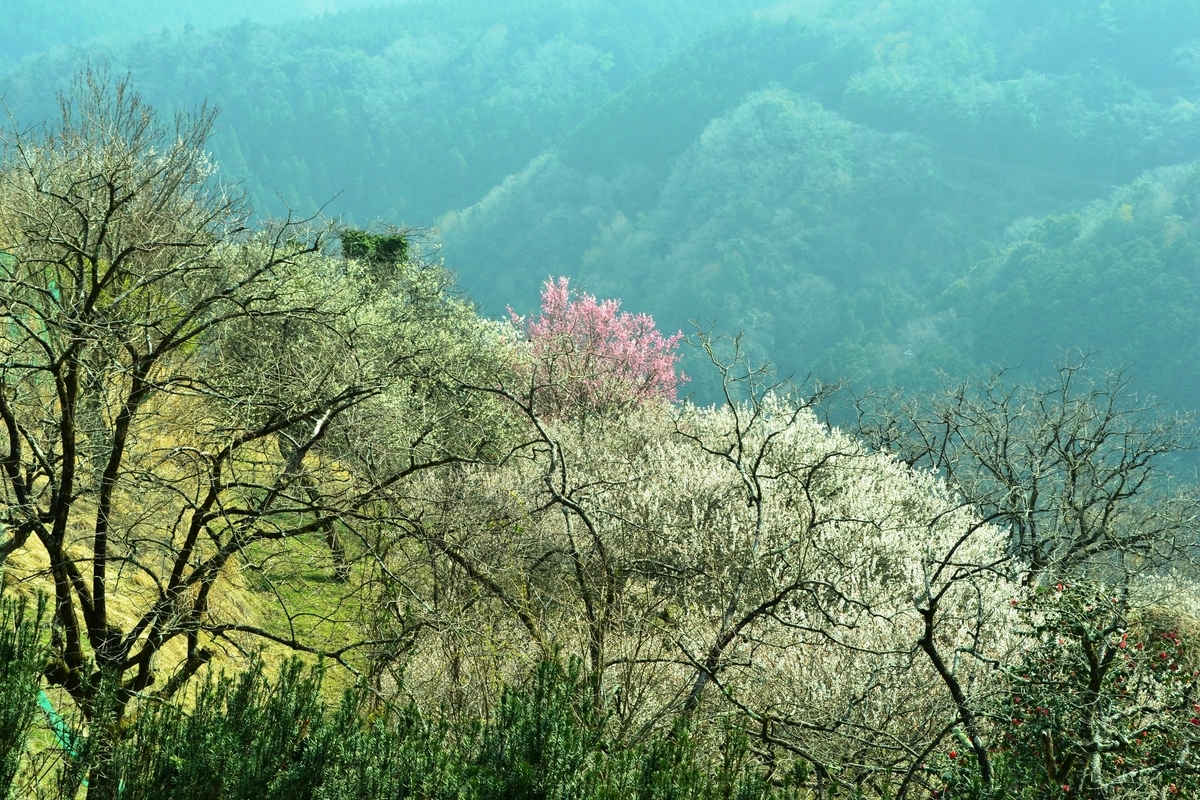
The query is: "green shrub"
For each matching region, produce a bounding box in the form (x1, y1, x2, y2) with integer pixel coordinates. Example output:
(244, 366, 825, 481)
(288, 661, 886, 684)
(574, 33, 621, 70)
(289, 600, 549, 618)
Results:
(56, 657, 780, 800)
(0, 586, 47, 799)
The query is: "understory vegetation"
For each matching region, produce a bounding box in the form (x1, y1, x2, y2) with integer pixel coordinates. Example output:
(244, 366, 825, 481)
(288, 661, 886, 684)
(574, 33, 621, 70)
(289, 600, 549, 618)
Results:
(3, 71, 1200, 800)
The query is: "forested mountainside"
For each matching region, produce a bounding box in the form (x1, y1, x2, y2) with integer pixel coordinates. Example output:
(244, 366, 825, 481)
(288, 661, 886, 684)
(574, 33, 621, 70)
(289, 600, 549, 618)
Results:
(3, 0, 1200, 407)
(0, 0, 410, 74)
(952, 164, 1200, 406)
(0, 0, 770, 225)
(5, 75, 1200, 794)
(441, 0, 1200, 399)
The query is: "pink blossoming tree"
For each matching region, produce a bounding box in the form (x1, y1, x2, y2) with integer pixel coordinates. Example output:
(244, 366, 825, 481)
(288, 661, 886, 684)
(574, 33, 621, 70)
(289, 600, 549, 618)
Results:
(511, 277, 686, 418)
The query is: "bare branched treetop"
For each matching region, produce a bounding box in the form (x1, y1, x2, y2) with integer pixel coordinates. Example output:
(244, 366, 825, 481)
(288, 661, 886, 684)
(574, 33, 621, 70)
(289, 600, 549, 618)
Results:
(853, 355, 1200, 581)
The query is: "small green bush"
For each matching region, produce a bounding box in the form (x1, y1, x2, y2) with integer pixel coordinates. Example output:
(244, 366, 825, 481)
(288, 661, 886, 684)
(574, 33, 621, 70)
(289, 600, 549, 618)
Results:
(0, 586, 47, 799)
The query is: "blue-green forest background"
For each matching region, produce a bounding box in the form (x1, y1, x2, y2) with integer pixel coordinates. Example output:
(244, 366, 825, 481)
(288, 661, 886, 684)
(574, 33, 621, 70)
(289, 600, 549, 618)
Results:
(4, 0, 1200, 407)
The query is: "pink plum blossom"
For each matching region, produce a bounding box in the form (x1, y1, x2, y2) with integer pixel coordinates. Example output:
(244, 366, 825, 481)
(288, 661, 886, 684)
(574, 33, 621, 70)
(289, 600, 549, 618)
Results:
(511, 277, 686, 418)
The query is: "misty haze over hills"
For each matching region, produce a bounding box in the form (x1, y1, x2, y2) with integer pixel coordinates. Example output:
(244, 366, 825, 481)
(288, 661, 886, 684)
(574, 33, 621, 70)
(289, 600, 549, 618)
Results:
(0, 0, 419, 72)
(3, 0, 1200, 404)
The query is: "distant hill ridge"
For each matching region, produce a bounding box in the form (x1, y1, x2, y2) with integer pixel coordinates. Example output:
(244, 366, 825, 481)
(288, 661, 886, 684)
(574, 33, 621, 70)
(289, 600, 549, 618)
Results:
(440, 0, 1200, 403)
(6, 0, 1200, 411)
(0, 0, 770, 224)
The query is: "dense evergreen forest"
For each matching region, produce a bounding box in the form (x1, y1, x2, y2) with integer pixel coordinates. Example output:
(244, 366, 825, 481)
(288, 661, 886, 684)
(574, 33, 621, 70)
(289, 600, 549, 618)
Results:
(4, 0, 1199, 405)
(0, 0, 416, 74)
(0, 0, 772, 230)
(6, 2, 1200, 798)
(442, 0, 1200, 399)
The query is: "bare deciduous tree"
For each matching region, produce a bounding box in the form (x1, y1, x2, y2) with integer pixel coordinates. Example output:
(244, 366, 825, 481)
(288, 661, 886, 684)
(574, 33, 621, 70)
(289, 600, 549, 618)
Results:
(0, 69, 504, 756)
(853, 357, 1200, 797)
(853, 357, 1198, 582)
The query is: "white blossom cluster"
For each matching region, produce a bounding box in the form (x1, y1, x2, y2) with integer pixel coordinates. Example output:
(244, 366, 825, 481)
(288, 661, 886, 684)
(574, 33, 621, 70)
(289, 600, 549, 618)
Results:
(391, 395, 1021, 776)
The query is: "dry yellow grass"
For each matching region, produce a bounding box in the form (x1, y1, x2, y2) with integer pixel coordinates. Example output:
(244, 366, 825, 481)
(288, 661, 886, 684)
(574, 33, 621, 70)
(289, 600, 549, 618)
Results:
(1, 387, 373, 718)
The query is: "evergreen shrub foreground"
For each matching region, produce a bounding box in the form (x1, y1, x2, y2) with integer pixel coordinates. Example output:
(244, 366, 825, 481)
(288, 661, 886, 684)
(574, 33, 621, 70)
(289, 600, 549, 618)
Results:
(0, 594, 782, 800)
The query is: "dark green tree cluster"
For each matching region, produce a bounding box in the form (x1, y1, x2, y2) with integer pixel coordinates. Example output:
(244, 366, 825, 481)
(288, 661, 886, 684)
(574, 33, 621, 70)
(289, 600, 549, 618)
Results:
(340, 229, 409, 268)
(0, 587, 45, 794)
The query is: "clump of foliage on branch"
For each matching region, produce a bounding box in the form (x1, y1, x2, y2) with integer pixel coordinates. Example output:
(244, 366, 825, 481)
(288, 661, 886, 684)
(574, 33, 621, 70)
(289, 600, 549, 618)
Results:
(340, 228, 409, 268)
(510, 277, 685, 418)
